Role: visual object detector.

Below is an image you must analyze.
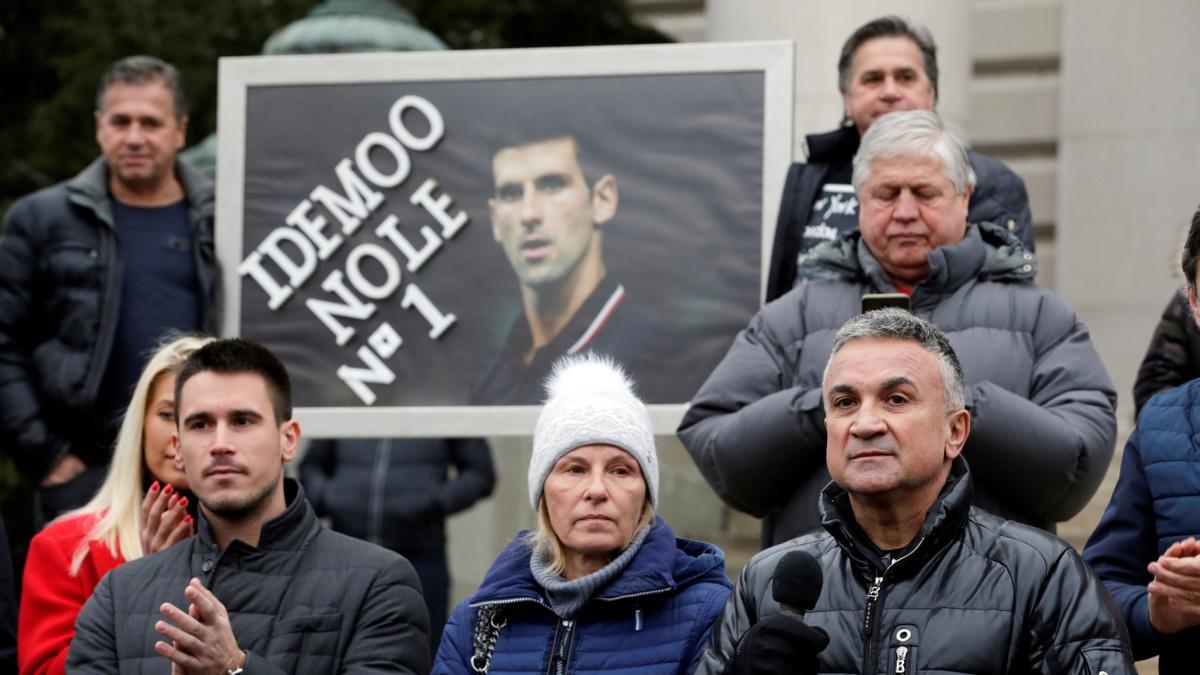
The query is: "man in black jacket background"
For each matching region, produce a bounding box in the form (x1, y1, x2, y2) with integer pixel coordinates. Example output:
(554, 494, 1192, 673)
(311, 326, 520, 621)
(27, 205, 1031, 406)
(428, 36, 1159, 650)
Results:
(697, 310, 1132, 675)
(766, 15, 1033, 302)
(68, 339, 430, 674)
(300, 437, 494, 652)
(0, 56, 217, 526)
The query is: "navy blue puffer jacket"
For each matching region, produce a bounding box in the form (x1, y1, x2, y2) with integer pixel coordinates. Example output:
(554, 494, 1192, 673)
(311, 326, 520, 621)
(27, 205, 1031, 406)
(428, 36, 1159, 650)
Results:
(433, 518, 731, 674)
(1084, 380, 1200, 673)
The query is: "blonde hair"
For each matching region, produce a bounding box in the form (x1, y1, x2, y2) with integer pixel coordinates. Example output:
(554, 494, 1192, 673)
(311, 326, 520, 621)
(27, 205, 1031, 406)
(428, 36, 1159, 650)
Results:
(67, 334, 214, 576)
(526, 498, 654, 577)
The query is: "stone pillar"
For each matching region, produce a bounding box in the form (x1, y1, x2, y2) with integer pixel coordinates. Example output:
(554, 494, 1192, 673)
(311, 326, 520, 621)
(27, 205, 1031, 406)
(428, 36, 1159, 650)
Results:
(705, 0, 972, 155)
(1056, 0, 1200, 422)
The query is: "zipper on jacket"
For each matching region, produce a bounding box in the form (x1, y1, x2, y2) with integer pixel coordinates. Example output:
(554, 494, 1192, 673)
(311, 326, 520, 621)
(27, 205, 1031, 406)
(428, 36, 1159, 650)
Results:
(861, 573, 885, 672)
(368, 439, 391, 545)
(549, 619, 575, 675)
(597, 586, 673, 603)
(860, 536, 926, 673)
(893, 645, 909, 674)
(82, 230, 123, 402)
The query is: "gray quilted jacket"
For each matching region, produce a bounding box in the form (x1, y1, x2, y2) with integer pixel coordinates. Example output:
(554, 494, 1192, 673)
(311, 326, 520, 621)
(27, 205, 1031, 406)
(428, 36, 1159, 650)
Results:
(67, 480, 430, 674)
(679, 223, 1117, 546)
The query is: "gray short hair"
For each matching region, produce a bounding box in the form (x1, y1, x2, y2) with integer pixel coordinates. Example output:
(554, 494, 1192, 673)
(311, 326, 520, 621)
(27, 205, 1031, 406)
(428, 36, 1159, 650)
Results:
(97, 55, 187, 119)
(823, 308, 965, 412)
(838, 15, 939, 103)
(852, 110, 975, 195)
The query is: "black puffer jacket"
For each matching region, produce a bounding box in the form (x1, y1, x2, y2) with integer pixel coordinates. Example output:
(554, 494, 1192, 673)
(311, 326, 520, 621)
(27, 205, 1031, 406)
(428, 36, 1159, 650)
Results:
(697, 459, 1135, 675)
(67, 480, 430, 674)
(300, 437, 494, 553)
(0, 158, 217, 478)
(765, 125, 1034, 302)
(1132, 287, 1200, 414)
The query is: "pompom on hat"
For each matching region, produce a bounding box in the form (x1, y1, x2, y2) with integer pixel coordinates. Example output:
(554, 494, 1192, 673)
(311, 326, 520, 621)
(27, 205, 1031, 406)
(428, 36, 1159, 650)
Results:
(528, 353, 658, 510)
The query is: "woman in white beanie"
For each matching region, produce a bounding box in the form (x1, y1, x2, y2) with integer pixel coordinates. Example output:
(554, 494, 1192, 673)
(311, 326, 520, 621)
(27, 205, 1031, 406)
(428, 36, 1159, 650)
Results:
(434, 354, 731, 674)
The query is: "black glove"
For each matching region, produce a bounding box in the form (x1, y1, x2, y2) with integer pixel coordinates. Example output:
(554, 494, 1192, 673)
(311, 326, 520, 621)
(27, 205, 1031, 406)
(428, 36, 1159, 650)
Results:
(726, 613, 830, 675)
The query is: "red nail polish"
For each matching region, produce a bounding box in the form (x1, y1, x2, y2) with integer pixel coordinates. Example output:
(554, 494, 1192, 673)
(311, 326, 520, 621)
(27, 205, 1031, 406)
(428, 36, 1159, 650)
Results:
(163, 484, 174, 495)
(179, 497, 188, 507)
(184, 515, 193, 524)
(151, 481, 160, 492)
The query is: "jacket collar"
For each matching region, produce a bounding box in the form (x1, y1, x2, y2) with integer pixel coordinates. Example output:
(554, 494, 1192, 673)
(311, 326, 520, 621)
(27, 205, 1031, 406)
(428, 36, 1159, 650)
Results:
(195, 478, 319, 554)
(804, 125, 860, 163)
(176, 158, 215, 226)
(468, 516, 728, 607)
(819, 456, 974, 576)
(65, 156, 214, 229)
(799, 222, 1035, 294)
(66, 158, 115, 227)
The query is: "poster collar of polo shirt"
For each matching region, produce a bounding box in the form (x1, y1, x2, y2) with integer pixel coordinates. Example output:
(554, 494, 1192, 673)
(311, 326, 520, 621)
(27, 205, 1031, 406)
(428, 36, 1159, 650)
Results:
(470, 275, 630, 405)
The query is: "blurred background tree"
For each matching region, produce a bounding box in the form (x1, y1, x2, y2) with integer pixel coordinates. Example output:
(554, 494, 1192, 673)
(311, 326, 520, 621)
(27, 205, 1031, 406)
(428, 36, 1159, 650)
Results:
(0, 0, 314, 217)
(0, 0, 668, 218)
(0, 0, 667, 585)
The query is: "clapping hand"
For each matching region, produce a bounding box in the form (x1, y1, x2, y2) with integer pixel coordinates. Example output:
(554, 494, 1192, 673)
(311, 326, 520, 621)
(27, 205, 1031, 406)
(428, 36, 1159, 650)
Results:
(155, 578, 246, 674)
(140, 481, 194, 554)
(1147, 537, 1200, 635)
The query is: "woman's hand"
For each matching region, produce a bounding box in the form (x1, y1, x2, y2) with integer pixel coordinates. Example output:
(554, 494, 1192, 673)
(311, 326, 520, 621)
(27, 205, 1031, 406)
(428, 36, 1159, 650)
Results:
(140, 481, 194, 554)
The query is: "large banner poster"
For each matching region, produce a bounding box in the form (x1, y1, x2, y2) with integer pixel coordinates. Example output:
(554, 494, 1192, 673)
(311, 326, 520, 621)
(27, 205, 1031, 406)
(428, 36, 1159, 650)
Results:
(216, 43, 793, 435)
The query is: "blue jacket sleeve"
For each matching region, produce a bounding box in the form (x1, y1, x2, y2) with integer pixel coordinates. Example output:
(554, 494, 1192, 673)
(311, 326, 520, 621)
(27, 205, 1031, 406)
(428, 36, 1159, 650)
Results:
(1082, 427, 1162, 659)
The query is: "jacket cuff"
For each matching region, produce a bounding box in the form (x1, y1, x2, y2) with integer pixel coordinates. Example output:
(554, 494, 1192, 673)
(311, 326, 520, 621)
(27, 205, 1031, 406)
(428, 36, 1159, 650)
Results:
(1129, 593, 1163, 658)
(242, 650, 288, 675)
(17, 439, 71, 484)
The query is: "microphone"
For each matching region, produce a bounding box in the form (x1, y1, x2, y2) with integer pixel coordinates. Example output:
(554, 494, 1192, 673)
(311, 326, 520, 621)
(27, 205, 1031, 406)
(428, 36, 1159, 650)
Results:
(728, 550, 828, 674)
(771, 550, 823, 618)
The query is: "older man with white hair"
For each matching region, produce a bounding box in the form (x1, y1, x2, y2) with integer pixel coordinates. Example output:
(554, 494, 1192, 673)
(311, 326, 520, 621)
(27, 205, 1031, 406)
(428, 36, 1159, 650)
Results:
(679, 109, 1117, 547)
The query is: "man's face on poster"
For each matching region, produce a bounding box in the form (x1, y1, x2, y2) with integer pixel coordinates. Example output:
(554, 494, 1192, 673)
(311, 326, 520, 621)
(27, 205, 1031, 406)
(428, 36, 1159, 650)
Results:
(489, 136, 617, 290)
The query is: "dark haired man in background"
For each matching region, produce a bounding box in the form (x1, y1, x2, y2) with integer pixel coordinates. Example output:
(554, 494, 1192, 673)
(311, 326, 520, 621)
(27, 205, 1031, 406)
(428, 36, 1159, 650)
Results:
(765, 14, 1033, 302)
(0, 55, 217, 524)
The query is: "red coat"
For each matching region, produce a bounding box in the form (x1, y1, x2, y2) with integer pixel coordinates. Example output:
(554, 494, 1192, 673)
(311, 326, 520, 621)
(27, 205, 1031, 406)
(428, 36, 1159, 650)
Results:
(18, 512, 123, 675)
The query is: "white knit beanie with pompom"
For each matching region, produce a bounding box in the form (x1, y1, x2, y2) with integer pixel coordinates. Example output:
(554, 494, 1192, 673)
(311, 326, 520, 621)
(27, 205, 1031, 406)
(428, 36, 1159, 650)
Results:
(528, 353, 658, 510)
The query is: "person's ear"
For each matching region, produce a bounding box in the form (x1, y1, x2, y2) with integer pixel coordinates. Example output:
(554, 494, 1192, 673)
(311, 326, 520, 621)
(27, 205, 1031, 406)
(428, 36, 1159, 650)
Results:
(591, 175, 618, 227)
(174, 114, 189, 150)
(1187, 286, 1200, 327)
(279, 419, 300, 463)
(171, 433, 184, 471)
(488, 197, 501, 242)
(944, 408, 971, 461)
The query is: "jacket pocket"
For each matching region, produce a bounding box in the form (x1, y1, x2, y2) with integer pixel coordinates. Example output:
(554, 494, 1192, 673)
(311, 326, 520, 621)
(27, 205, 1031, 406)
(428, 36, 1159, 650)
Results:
(274, 611, 343, 635)
(1077, 647, 1130, 675)
(44, 241, 100, 288)
(269, 610, 344, 665)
